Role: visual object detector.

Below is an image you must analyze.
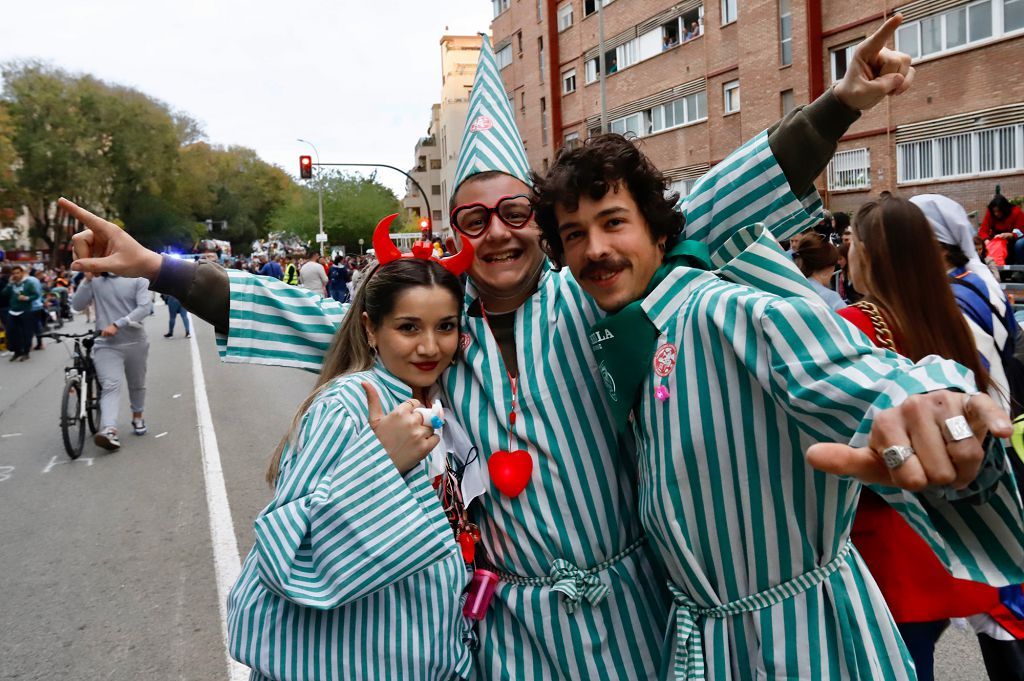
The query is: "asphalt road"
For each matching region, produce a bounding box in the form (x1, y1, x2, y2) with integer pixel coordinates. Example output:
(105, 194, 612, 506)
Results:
(0, 303, 992, 680)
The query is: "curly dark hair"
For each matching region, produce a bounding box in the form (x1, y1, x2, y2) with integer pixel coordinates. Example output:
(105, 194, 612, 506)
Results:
(532, 134, 685, 267)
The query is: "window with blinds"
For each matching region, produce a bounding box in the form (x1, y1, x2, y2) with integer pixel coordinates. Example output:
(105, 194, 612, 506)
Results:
(897, 123, 1024, 182)
(827, 148, 871, 191)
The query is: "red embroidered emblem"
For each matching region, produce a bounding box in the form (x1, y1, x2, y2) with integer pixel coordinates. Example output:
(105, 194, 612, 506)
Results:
(653, 343, 678, 377)
(469, 115, 493, 133)
(459, 332, 472, 351)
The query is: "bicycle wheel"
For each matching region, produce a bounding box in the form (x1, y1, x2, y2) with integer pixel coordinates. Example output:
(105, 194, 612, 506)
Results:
(61, 377, 85, 460)
(86, 372, 101, 435)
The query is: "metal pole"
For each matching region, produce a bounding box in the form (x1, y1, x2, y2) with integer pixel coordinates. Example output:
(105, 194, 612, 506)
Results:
(597, 0, 608, 134)
(297, 138, 326, 256)
(316, 163, 432, 229)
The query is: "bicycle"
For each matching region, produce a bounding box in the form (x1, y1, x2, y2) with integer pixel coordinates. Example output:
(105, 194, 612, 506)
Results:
(46, 330, 102, 459)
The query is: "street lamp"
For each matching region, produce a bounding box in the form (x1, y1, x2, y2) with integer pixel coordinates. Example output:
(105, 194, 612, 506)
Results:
(297, 138, 326, 256)
(358, 238, 364, 255)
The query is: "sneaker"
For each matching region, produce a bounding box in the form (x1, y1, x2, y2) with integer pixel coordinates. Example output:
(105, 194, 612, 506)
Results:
(94, 429, 121, 451)
(17, 354, 29, 362)
(185, 333, 191, 339)
(163, 332, 173, 338)
(132, 418, 147, 436)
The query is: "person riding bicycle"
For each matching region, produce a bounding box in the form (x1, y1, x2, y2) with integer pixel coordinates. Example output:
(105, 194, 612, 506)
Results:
(71, 272, 152, 450)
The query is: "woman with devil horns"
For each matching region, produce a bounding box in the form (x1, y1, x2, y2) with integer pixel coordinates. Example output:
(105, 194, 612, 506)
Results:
(224, 219, 487, 681)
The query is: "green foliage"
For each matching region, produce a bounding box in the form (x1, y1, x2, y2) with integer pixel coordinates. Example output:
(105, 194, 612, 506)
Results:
(270, 170, 404, 250)
(0, 61, 297, 260)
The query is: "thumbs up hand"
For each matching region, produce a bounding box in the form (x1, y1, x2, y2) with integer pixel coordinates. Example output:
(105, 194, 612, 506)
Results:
(362, 382, 439, 474)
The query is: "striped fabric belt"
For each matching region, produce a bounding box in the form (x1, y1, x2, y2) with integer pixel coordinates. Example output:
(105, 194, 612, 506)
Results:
(668, 540, 853, 680)
(484, 535, 647, 614)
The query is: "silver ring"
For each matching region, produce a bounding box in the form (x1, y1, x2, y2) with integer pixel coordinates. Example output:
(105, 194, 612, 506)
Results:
(882, 445, 916, 470)
(944, 415, 973, 442)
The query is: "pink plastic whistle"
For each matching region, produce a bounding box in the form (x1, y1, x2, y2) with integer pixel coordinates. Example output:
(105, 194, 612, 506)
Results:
(463, 569, 499, 621)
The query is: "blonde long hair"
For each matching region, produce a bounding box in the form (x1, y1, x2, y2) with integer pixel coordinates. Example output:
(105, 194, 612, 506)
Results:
(265, 259, 466, 485)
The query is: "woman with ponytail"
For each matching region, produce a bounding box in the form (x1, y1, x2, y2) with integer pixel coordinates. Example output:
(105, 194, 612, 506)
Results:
(227, 219, 484, 681)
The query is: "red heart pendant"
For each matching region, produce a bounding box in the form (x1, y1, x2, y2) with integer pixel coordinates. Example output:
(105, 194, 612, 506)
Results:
(488, 449, 533, 497)
(457, 532, 477, 563)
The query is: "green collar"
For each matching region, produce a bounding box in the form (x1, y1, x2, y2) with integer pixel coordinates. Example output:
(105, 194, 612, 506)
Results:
(588, 240, 712, 433)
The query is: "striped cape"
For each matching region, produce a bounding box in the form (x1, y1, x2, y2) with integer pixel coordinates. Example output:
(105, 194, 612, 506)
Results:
(227, 365, 474, 681)
(215, 130, 824, 679)
(634, 224, 1024, 680)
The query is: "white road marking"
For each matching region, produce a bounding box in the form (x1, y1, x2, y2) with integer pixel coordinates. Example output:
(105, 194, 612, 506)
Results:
(1, 433, 22, 438)
(155, 432, 168, 439)
(0, 466, 13, 482)
(172, 393, 182, 399)
(188, 317, 248, 681)
(42, 456, 94, 473)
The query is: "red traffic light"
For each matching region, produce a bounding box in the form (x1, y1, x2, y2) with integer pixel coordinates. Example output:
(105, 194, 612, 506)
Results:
(299, 155, 313, 179)
(419, 218, 430, 230)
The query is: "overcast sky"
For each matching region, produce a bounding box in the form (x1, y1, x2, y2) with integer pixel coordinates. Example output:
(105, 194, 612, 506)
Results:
(0, 0, 493, 197)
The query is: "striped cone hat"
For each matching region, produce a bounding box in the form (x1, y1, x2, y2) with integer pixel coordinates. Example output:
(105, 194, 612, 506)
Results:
(453, 34, 532, 191)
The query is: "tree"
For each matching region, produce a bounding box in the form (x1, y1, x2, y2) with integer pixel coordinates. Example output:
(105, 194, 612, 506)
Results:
(0, 103, 20, 219)
(271, 171, 404, 251)
(176, 142, 294, 253)
(1, 62, 197, 262)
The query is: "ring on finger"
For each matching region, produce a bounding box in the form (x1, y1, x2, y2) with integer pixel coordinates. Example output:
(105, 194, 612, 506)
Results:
(882, 445, 916, 470)
(943, 414, 973, 443)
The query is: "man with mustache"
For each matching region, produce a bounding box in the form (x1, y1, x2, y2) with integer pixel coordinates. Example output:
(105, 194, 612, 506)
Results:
(68, 21, 921, 679)
(530, 17, 1024, 680)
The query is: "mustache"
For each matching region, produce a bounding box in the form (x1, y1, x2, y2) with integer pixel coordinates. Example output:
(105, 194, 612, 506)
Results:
(579, 257, 629, 280)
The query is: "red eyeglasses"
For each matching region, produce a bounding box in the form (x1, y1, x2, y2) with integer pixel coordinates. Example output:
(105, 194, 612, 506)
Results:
(450, 194, 534, 238)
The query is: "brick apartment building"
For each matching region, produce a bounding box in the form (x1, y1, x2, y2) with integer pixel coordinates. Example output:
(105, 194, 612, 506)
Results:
(489, 0, 1024, 219)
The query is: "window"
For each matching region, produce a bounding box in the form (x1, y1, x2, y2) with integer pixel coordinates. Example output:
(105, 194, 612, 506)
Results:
(668, 179, 696, 201)
(827, 148, 871, 191)
(537, 0, 543, 21)
(585, 58, 600, 83)
(430, 159, 442, 170)
(610, 112, 645, 136)
(541, 98, 548, 145)
(562, 68, 577, 94)
(897, 123, 1024, 183)
(558, 3, 574, 30)
(538, 38, 545, 82)
(564, 132, 582, 150)
(895, 0, 1023, 60)
(616, 38, 640, 70)
(431, 184, 441, 195)
(432, 209, 442, 221)
(1007, 0, 1024, 31)
(829, 42, 857, 83)
(496, 44, 513, 69)
(781, 89, 795, 116)
(520, 92, 526, 113)
(517, 31, 524, 54)
(723, 80, 740, 114)
(779, 0, 792, 65)
(492, 0, 510, 17)
(721, 0, 737, 24)
(584, 0, 613, 17)
(649, 91, 708, 133)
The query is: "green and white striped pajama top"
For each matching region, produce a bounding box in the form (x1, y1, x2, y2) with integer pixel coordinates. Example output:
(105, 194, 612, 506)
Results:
(216, 130, 824, 679)
(630, 225, 1024, 680)
(227, 366, 475, 681)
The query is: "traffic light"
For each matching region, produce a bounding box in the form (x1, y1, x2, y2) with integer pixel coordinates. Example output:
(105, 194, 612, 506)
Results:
(299, 155, 313, 179)
(419, 217, 430, 231)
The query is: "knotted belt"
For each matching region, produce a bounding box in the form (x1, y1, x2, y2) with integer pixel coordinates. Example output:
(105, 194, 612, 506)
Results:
(484, 536, 647, 613)
(668, 540, 853, 680)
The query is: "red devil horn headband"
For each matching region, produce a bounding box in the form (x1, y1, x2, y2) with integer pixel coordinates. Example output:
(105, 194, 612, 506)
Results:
(372, 214, 474, 276)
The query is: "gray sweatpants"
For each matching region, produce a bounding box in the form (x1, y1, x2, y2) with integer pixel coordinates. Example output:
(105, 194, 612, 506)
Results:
(93, 340, 149, 431)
